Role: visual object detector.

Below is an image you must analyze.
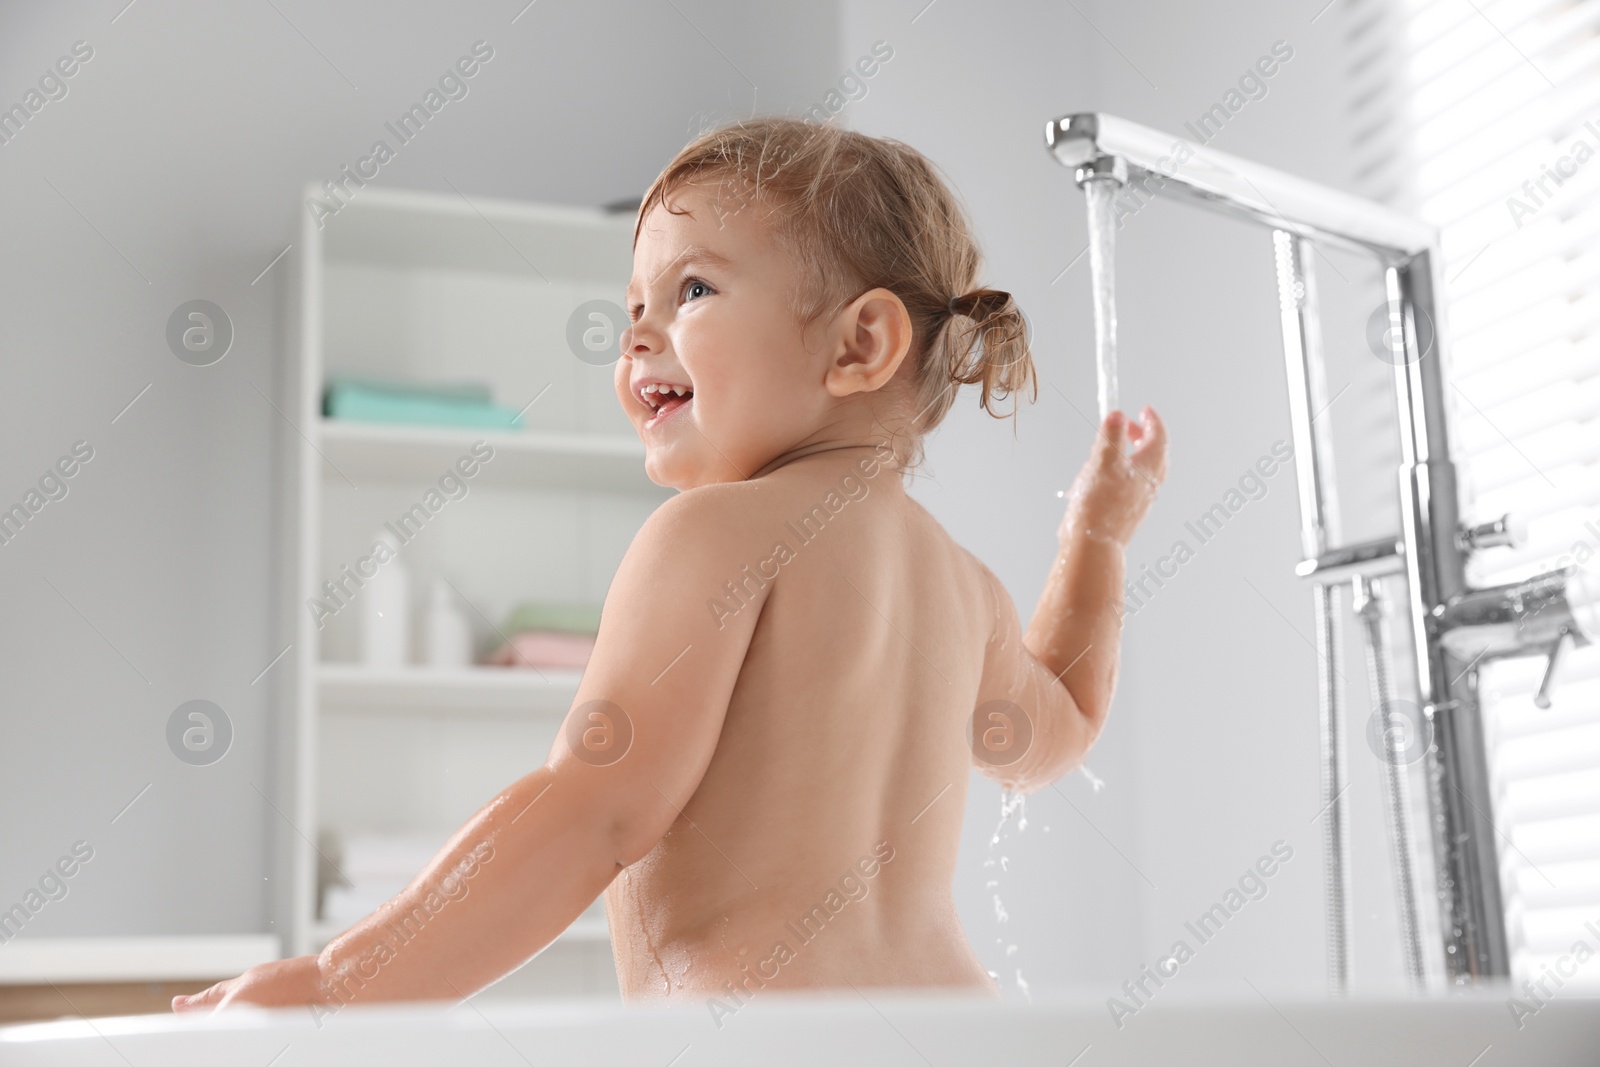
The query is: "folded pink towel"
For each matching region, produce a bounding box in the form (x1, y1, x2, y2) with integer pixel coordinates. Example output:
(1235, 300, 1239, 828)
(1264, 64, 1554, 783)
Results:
(489, 629, 596, 669)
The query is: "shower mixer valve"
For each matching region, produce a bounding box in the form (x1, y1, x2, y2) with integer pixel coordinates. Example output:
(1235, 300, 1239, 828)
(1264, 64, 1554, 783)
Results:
(1315, 512, 1594, 706)
(1293, 510, 1594, 707)
(1436, 564, 1595, 709)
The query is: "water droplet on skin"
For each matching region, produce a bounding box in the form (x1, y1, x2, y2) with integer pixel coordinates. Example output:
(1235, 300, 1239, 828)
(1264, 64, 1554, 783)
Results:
(621, 866, 670, 995)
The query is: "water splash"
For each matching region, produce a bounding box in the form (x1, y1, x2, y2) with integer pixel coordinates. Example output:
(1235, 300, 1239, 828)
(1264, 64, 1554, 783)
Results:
(1079, 764, 1107, 793)
(1083, 178, 1121, 423)
(984, 788, 1031, 996)
(989, 788, 1028, 846)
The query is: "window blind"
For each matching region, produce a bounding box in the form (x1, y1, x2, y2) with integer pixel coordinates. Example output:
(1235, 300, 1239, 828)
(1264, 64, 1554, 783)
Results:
(1357, 0, 1600, 990)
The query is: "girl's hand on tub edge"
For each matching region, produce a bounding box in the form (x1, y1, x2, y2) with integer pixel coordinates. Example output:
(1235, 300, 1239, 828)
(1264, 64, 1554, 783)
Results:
(172, 954, 328, 1014)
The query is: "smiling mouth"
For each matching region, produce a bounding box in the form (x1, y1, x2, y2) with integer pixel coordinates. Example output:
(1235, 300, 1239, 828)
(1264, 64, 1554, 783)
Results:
(642, 384, 694, 423)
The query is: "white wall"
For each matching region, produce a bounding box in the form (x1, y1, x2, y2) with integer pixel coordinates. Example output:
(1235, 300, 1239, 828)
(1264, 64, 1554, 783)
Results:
(0, 0, 839, 940)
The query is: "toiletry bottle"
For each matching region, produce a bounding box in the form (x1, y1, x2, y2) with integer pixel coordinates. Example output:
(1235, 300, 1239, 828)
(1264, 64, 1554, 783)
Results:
(425, 578, 473, 668)
(360, 530, 409, 668)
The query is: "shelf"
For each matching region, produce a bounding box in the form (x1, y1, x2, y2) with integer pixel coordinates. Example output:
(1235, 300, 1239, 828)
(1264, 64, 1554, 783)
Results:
(310, 917, 609, 946)
(318, 421, 669, 496)
(315, 184, 634, 278)
(318, 664, 583, 715)
(0, 936, 280, 984)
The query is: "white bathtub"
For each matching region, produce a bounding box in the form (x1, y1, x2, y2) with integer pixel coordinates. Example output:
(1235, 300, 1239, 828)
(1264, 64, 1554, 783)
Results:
(1, 987, 1595, 1065)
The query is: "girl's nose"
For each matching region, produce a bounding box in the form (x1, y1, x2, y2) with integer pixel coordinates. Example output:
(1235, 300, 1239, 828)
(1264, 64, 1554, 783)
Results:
(626, 315, 663, 358)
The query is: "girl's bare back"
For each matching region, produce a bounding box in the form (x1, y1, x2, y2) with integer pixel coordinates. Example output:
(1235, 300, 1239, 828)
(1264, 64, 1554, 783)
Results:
(606, 444, 1000, 1003)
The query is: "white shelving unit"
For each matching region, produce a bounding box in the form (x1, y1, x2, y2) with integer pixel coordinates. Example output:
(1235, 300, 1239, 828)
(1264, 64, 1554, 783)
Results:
(317, 663, 584, 716)
(308, 916, 611, 947)
(319, 421, 659, 494)
(275, 184, 669, 997)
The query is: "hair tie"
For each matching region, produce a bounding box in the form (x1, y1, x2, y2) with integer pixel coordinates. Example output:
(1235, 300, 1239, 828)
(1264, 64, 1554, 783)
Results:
(947, 288, 1012, 319)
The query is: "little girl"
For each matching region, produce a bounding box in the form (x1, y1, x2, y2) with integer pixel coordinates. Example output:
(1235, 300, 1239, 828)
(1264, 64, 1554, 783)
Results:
(175, 117, 1167, 1014)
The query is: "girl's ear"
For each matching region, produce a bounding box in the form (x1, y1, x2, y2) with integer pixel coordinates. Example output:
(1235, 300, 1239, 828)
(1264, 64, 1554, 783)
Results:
(824, 287, 913, 399)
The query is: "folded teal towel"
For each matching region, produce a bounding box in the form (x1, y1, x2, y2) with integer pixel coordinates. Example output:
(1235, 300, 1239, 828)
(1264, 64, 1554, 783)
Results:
(326, 388, 523, 430)
(326, 375, 493, 405)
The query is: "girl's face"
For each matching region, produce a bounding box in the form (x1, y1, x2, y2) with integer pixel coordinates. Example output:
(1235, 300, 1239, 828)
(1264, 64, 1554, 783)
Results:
(617, 183, 836, 490)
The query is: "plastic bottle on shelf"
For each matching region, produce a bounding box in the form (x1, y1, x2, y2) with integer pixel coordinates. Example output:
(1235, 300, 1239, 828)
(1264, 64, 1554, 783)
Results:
(424, 578, 473, 668)
(360, 530, 409, 668)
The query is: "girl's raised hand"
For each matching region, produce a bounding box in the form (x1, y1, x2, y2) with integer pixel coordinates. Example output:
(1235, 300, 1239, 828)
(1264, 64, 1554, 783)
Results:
(1057, 406, 1169, 547)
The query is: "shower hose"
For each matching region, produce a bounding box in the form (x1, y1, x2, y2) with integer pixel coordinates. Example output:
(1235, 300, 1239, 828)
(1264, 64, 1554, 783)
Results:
(1355, 574, 1427, 990)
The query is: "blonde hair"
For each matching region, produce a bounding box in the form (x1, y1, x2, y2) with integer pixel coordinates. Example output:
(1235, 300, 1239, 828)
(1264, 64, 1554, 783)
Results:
(635, 116, 1038, 473)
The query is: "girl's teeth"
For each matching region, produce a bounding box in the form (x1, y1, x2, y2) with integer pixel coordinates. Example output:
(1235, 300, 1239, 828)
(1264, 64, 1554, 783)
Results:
(642, 383, 692, 416)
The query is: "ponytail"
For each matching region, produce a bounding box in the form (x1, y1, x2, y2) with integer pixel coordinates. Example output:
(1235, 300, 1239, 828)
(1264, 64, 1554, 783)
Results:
(940, 287, 1039, 421)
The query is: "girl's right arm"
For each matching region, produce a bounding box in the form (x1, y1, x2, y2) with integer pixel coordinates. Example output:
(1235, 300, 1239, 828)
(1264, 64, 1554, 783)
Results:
(970, 408, 1167, 793)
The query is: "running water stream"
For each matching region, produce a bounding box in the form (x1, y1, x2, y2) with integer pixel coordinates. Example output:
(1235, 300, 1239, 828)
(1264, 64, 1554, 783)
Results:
(984, 178, 1119, 1001)
(1076, 180, 1121, 798)
(1082, 178, 1121, 423)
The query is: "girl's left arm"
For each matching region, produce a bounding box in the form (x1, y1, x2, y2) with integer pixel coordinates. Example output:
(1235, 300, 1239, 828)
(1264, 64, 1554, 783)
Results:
(174, 483, 773, 1013)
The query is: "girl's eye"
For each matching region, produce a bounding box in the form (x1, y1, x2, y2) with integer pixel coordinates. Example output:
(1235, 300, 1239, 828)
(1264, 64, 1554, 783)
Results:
(682, 278, 714, 303)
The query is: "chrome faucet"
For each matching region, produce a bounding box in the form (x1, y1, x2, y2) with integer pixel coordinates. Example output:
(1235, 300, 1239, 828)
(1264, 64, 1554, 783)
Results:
(1045, 112, 1596, 986)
